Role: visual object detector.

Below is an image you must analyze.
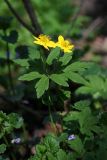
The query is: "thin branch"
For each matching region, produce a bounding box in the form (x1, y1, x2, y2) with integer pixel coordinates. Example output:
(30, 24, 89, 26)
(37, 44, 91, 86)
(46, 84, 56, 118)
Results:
(82, 17, 105, 40)
(4, 0, 36, 35)
(66, 0, 85, 36)
(22, 0, 42, 36)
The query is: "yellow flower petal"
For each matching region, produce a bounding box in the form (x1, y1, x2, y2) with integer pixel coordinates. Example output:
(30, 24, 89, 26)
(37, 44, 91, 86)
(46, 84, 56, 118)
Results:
(48, 41, 57, 48)
(56, 35, 74, 53)
(58, 35, 64, 42)
(33, 34, 56, 50)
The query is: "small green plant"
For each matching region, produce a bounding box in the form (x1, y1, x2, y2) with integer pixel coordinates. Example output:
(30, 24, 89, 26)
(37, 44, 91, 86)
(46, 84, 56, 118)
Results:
(29, 101, 107, 160)
(12, 34, 107, 160)
(29, 133, 72, 160)
(0, 111, 23, 158)
(15, 34, 91, 101)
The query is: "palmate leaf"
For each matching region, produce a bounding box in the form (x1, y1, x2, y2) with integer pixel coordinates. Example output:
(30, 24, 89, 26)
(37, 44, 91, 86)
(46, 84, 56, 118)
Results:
(79, 107, 99, 136)
(44, 134, 60, 154)
(35, 75, 49, 98)
(76, 75, 107, 99)
(50, 73, 69, 87)
(19, 71, 42, 81)
(64, 101, 100, 137)
(46, 47, 60, 65)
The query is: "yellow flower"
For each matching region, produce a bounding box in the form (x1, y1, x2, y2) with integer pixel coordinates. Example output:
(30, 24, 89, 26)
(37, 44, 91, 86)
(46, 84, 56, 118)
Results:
(33, 34, 56, 50)
(56, 35, 74, 53)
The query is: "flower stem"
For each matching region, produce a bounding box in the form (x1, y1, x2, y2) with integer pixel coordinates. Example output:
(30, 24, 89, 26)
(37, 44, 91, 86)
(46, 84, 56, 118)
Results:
(48, 103, 57, 134)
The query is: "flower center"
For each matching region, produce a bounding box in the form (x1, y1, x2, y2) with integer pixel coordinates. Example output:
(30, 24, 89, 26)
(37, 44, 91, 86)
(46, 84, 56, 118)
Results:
(39, 35, 50, 43)
(61, 41, 69, 48)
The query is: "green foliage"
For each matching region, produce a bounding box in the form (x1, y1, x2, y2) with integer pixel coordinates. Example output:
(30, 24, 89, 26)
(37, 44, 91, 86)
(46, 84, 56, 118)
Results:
(17, 46, 91, 99)
(46, 47, 60, 65)
(28, 46, 41, 60)
(62, 100, 107, 159)
(35, 75, 49, 98)
(29, 101, 107, 160)
(76, 75, 107, 99)
(0, 111, 23, 156)
(13, 59, 29, 67)
(19, 71, 42, 81)
(64, 101, 101, 137)
(68, 136, 84, 155)
(59, 53, 72, 66)
(0, 111, 23, 139)
(29, 134, 72, 160)
(0, 144, 6, 154)
(50, 73, 68, 87)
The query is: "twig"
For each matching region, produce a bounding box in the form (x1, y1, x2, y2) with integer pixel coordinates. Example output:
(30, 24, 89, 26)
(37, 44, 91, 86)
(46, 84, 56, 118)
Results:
(4, 0, 36, 35)
(66, 0, 85, 36)
(82, 17, 105, 40)
(22, 0, 42, 36)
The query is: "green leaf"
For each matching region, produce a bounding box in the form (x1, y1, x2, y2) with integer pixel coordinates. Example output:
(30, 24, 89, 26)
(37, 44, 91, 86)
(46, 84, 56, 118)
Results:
(8, 113, 23, 129)
(64, 111, 80, 121)
(58, 133, 68, 143)
(28, 46, 40, 59)
(62, 90, 71, 98)
(86, 76, 104, 91)
(76, 86, 92, 95)
(76, 75, 107, 99)
(19, 71, 42, 81)
(65, 72, 88, 85)
(68, 136, 84, 155)
(35, 75, 49, 98)
(46, 152, 56, 160)
(50, 73, 69, 87)
(0, 144, 6, 154)
(44, 134, 59, 154)
(36, 144, 46, 154)
(46, 47, 60, 65)
(59, 53, 72, 66)
(79, 107, 98, 136)
(13, 59, 29, 67)
(64, 62, 91, 73)
(57, 149, 67, 160)
(72, 100, 90, 111)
